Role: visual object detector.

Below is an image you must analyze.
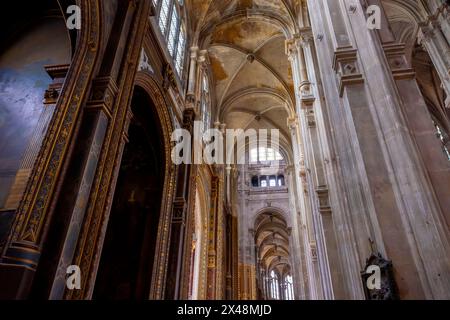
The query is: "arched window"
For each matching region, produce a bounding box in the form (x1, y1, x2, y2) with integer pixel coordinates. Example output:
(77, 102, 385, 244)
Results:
(153, 0, 187, 75)
(201, 74, 211, 132)
(277, 175, 285, 187)
(284, 275, 294, 300)
(269, 176, 277, 187)
(251, 176, 259, 187)
(270, 270, 280, 300)
(250, 147, 283, 164)
(260, 176, 268, 188)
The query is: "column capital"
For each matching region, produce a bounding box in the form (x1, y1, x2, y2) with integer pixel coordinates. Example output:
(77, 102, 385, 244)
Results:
(189, 46, 199, 58)
(285, 38, 298, 59)
(198, 49, 208, 57)
(297, 28, 314, 47)
(418, 24, 436, 43)
(286, 30, 314, 56)
(287, 117, 299, 131)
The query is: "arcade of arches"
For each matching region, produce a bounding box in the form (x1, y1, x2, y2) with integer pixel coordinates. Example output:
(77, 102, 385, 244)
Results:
(0, 0, 450, 300)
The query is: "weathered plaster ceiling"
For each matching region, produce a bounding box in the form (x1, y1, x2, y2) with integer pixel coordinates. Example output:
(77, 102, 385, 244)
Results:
(185, 0, 300, 145)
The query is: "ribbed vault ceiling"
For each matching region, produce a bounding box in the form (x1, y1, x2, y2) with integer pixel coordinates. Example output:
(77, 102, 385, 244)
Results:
(255, 211, 291, 271)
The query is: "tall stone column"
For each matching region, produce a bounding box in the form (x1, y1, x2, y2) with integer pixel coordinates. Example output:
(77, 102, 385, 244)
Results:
(287, 33, 340, 299)
(165, 108, 196, 300)
(290, 29, 347, 300)
(307, 0, 450, 299)
(371, 0, 450, 296)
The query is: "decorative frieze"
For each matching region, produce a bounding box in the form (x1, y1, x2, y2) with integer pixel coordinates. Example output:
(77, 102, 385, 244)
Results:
(286, 34, 316, 108)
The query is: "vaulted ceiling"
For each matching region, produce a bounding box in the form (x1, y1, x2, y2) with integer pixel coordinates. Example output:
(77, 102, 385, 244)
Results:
(185, 0, 305, 148)
(254, 211, 292, 272)
(182, 0, 438, 152)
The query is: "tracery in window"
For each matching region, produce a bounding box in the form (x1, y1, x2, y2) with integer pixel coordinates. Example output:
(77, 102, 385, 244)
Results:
(270, 270, 280, 300)
(175, 26, 186, 74)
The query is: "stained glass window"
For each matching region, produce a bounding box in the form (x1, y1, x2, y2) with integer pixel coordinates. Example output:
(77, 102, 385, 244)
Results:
(284, 275, 294, 300)
(158, 0, 170, 35)
(270, 271, 280, 300)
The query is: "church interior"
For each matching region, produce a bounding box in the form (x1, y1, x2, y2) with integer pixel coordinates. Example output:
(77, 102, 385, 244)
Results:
(0, 0, 450, 300)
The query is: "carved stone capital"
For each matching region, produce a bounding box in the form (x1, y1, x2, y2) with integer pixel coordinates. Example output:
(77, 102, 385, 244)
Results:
(285, 38, 298, 60)
(198, 49, 210, 68)
(190, 46, 199, 59)
(298, 28, 314, 47)
(287, 117, 299, 131)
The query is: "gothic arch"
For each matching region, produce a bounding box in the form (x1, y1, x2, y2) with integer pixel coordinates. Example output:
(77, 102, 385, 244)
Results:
(133, 71, 178, 300)
(233, 136, 294, 166)
(253, 207, 290, 229)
